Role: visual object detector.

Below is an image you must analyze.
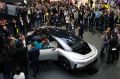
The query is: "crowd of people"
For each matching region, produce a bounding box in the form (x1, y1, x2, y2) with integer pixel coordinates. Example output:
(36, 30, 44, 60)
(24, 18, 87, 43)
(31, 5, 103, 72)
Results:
(1, 0, 120, 35)
(100, 27, 120, 63)
(0, 0, 120, 79)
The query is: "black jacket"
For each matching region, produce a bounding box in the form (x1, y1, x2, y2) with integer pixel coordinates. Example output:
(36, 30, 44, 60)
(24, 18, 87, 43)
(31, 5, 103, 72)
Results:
(2, 57, 14, 74)
(13, 47, 28, 66)
(28, 48, 39, 63)
(109, 37, 118, 48)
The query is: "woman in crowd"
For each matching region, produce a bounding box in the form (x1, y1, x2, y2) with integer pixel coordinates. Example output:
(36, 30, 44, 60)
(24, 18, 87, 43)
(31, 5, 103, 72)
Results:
(100, 27, 111, 57)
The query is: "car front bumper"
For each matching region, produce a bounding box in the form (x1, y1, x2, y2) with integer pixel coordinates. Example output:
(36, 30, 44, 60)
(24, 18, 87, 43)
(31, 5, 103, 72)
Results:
(75, 57, 97, 68)
(71, 44, 98, 69)
(74, 58, 98, 70)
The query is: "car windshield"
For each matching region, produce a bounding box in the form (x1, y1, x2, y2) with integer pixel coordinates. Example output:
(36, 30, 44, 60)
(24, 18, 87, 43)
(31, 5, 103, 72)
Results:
(60, 32, 82, 47)
(46, 28, 82, 47)
(52, 30, 91, 55)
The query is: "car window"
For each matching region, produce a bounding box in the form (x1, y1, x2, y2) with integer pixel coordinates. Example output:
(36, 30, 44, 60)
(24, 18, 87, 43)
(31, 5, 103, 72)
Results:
(48, 35, 63, 49)
(49, 41, 58, 48)
(47, 28, 81, 47)
(42, 41, 53, 49)
(27, 40, 53, 50)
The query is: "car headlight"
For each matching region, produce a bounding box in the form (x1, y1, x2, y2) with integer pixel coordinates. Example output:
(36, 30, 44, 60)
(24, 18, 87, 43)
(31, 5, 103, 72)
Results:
(76, 64, 85, 68)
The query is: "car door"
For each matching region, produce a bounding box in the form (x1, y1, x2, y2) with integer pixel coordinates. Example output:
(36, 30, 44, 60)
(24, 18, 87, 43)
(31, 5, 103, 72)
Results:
(39, 34, 60, 61)
(39, 47, 58, 61)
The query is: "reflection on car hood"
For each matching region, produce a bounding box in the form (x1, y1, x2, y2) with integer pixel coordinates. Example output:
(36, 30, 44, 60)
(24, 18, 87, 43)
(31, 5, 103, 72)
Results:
(57, 44, 97, 60)
(53, 36, 72, 51)
(72, 41, 91, 55)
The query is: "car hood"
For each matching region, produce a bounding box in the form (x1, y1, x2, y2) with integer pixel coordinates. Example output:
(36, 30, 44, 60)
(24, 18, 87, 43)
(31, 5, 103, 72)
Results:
(71, 41, 92, 55)
(57, 44, 98, 60)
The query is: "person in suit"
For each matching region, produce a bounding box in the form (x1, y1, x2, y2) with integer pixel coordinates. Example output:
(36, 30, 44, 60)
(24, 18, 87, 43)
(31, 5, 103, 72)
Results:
(107, 33, 118, 63)
(28, 43, 39, 77)
(9, 18, 20, 36)
(18, 16, 26, 35)
(14, 34, 28, 76)
(79, 21, 84, 39)
(53, 13, 60, 27)
(13, 47, 28, 76)
(3, 34, 16, 77)
(17, 34, 27, 47)
(109, 11, 115, 31)
(25, 15, 31, 32)
(2, 56, 14, 79)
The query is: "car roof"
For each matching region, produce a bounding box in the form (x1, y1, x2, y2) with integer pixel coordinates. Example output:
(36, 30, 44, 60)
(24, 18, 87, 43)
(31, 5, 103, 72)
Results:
(27, 26, 76, 38)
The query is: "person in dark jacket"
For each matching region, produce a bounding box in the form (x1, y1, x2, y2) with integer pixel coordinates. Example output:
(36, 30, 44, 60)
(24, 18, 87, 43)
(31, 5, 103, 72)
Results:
(89, 11, 95, 30)
(99, 14, 105, 32)
(79, 21, 84, 39)
(28, 43, 39, 77)
(0, 30, 5, 54)
(18, 16, 26, 34)
(107, 33, 118, 63)
(13, 47, 28, 76)
(2, 52, 14, 79)
(78, 11, 84, 25)
(16, 34, 27, 48)
(104, 12, 109, 29)
(100, 29, 111, 57)
(53, 13, 60, 27)
(109, 11, 115, 30)
(25, 15, 31, 32)
(16, 36, 24, 48)
(2, 58, 13, 79)
(10, 18, 20, 36)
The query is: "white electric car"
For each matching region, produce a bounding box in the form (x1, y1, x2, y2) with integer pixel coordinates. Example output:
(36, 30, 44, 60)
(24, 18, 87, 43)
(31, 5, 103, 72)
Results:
(27, 26, 98, 72)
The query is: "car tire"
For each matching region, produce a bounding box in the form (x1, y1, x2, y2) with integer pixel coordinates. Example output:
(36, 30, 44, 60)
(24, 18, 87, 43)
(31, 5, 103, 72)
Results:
(86, 59, 98, 75)
(59, 57, 71, 72)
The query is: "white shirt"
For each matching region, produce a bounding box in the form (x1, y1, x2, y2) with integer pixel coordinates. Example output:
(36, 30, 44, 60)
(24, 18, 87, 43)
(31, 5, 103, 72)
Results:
(64, 10, 68, 16)
(13, 72, 25, 79)
(20, 19, 23, 26)
(74, 11, 78, 20)
(65, 16, 70, 23)
(24, 0, 27, 4)
(22, 40, 26, 47)
(27, 9, 31, 15)
(117, 33, 120, 45)
(26, 16, 30, 23)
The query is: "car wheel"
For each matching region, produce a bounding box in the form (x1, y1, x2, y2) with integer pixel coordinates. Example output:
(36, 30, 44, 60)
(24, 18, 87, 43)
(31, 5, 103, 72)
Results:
(59, 57, 71, 72)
